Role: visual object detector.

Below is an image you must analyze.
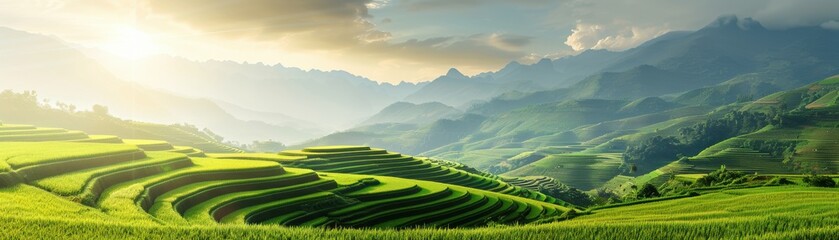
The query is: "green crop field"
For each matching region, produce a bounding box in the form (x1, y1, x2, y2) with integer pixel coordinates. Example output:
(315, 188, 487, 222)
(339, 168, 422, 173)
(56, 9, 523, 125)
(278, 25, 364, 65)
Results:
(0, 125, 576, 235)
(272, 146, 569, 206)
(1, 179, 836, 239)
(2, 108, 839, 239)
(504, 153, 624, 190)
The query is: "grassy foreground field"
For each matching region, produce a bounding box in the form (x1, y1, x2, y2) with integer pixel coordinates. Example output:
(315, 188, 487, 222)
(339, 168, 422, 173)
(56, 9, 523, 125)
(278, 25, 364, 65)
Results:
(0, 185, 836, 239)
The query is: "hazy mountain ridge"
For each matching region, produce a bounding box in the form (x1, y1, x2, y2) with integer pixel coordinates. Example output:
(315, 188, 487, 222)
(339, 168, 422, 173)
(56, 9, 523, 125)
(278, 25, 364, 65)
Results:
(92, 54, 427, 130)
(0, 27, 314, 144)
(404, 51, 623, 107)
(360, 101, 462, 127)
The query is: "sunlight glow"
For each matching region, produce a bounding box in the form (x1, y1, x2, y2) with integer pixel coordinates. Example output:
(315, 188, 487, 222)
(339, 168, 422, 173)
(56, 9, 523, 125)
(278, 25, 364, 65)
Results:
(102, 27, 159, 60)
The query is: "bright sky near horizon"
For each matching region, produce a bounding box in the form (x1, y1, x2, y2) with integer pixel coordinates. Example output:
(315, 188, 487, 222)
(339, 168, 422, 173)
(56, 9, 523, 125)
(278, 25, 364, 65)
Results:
(0, 0, 837, 83)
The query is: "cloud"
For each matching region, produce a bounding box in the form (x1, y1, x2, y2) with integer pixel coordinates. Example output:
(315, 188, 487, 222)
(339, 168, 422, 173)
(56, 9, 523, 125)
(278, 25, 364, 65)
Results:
(591, 26, 668, 50)
(395, 0, 553, 12)
(366, 0, 390, 9)
(357, 34, 525, 68)
(401, 0, 480, 11)
(564, 23, 603, 51)
(7, 0, 839, 83)
(822, 20, 839, 30)
(555, 0, 839, 52)
(487, 33, 532, 52)
(753, 0, 839, 29)
(148, 0, 382, 49)
(145, 0, 531, 80)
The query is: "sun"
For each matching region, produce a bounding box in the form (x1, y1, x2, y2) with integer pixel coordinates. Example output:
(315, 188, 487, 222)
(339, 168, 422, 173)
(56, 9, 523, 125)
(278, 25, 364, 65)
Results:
(102, 27, 160, 60)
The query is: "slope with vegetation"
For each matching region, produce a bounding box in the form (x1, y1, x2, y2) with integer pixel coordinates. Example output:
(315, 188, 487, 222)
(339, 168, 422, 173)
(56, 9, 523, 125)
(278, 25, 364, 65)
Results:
(275, 146, 569, 206)
(0, 90, 242, 153)
(0, 123, 570, 229)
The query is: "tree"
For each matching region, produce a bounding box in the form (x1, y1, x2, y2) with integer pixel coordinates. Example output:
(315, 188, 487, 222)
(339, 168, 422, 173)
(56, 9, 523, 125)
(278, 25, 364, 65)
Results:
(803, 175, 836, 188)
(92, 104, 109, 116)
(636, 183, 660, 198)
(249, 140, 286, 152)
(623, 136, 682, 163)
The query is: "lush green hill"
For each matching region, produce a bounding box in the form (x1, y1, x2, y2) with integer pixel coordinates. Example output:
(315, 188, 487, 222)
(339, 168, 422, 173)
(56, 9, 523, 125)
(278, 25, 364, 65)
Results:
(2, 112, 838, 239)
(504, 153, 624, 191)
(275, 146, 569, 206)
(360, 101, 461, 126)
(421, 99, 633, 170)
(0, 91, 242, 153)
(672, 79, 839, 175)
(0, 124, 571, 230)
(295, 114, 487, 155)
(609, 76, 839, 192)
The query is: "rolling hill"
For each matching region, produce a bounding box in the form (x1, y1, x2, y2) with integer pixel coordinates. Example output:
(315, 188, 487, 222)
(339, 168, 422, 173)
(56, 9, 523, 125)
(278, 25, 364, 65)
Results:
(0, 122, 571, 229)
(359, 101, 461, 127)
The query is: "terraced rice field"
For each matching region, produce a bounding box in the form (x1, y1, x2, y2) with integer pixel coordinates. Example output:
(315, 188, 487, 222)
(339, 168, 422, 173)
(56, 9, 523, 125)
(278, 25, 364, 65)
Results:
(504, 176, 558, 190)
(272, 146, 568, 206)
(1, 122, 838, 239)
(504, 153, 624, 190)
(0, 124, 121, 143)
(0, 122, 207, 157)
(676, 117, 839, 175)
(0, 128, 569, 229)
(1, 180, 836, 239)
(119, 122, 243, 153)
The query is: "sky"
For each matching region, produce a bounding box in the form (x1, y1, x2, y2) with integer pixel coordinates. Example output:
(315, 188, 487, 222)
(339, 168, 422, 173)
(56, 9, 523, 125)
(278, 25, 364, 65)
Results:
(1, 0, 838, 83)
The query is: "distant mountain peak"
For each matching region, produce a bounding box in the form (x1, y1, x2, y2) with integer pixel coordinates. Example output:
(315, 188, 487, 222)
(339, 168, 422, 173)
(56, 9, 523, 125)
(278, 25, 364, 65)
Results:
(704, 15, 766, 31)
(446, 68, 466, 78)
(535, 58, 553, 67)
(504, 61, 523, 69)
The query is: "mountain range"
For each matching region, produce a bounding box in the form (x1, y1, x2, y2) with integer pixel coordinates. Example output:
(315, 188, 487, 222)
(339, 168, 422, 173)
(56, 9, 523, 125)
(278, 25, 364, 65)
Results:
(3, 16, 839, 162)
(297, 16, 839, 184)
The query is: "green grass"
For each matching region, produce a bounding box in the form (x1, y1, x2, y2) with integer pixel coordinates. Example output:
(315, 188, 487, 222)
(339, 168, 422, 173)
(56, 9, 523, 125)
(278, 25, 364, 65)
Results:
(0, 142, 140, 169)
(577, 186, 838, 223)
(1, 170, 839, 239)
